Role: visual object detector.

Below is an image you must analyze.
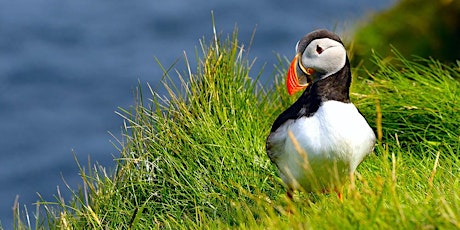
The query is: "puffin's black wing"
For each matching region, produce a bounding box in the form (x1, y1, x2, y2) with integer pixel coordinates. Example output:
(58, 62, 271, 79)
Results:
(266, 86, 321, 164)
(269, 86, 321, 132)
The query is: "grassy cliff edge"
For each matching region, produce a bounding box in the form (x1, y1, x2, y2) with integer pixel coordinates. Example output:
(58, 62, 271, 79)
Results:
(14, 29, 460, 229)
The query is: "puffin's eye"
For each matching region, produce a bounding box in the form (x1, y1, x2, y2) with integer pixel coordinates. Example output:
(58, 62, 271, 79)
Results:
(316, 45, 324, 54)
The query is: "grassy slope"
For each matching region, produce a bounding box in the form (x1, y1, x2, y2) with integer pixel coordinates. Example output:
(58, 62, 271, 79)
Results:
(15, 30, 459, 229)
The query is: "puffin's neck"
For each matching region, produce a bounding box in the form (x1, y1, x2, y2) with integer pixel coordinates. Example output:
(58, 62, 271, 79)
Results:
(308, 60, 351, 103)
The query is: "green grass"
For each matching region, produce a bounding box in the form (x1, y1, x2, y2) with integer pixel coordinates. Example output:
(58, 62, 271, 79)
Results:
(12, 28, 459, 229)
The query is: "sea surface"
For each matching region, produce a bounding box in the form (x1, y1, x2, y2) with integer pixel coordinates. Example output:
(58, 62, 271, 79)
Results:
(0, 0, 394, 228)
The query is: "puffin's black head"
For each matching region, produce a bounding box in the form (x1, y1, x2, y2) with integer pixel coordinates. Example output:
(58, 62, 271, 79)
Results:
(287, 29, 348, 95)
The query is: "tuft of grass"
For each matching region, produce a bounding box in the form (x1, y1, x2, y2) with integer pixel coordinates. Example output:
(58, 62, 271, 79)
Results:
(352, 50, 459, 149)
(14, 27, 459, 229)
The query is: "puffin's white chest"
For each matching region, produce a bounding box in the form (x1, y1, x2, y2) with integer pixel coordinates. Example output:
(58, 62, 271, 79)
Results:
(268, 101, 375, 191)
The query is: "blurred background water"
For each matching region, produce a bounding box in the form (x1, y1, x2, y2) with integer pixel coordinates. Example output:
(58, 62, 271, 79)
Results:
(0, 0, 394, 227)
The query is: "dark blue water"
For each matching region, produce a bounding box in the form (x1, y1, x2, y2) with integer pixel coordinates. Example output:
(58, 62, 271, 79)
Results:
(0, 0, 394, 228)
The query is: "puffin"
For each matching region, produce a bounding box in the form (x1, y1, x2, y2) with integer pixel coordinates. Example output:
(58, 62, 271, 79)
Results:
(266, 29, 376, 199)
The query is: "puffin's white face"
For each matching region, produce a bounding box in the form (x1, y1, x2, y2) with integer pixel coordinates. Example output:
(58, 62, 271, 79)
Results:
(299, 38, 346, 79)
(286, 30, 348, 95)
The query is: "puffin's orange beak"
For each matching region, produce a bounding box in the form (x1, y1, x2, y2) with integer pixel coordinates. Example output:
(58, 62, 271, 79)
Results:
(286, 54, 314, 95)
